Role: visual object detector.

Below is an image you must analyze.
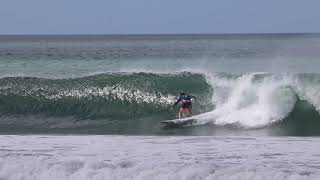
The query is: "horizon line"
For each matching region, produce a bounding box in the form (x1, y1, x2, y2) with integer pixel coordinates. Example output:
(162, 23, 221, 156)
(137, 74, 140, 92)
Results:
(0, 32, 320, 36)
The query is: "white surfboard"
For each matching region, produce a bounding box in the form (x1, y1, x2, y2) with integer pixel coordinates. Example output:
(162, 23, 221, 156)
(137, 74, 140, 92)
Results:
(160, 117, 196, 126)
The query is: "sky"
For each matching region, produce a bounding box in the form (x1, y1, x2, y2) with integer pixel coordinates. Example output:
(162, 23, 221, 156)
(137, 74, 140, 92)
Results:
(1, 0, 320, 35)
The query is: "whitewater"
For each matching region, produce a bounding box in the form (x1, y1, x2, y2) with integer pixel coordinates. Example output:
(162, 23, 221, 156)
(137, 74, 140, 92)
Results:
(1, 135, 320, 180)
(1, 34, 320, 179)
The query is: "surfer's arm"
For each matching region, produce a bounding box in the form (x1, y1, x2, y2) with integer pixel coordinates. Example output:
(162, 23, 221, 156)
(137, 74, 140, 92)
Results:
(172, 98, 182, 108)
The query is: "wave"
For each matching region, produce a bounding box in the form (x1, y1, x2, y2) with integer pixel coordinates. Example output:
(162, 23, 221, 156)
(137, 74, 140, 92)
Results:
(0, 72, 213, 119)
(0, 72, 320, 135)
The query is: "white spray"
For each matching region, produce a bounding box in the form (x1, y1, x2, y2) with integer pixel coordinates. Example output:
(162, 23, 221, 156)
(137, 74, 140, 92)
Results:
(194, 73, 300, 128)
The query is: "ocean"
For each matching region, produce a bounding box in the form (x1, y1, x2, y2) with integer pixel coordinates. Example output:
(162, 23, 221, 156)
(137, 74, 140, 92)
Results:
(0, 34, 320, 179)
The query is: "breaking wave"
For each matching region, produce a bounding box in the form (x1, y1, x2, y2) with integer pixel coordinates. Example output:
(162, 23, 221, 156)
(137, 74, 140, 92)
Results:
(0, 72, 320, 135)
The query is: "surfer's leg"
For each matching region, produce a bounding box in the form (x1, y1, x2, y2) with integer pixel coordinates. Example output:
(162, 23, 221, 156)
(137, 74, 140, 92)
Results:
(188, 108, 192, 117)
(179, 108, 184, 119)
(179, 108, 182, 119)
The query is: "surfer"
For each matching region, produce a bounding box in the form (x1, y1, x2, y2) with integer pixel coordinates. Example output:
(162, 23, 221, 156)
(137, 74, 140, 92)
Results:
(172, 92, 193, 119)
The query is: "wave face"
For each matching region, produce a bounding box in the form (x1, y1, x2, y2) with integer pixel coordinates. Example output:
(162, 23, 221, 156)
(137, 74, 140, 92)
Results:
(0, 72, 320, 135)
(0, 72, 213, 118)
(0, 72, 213, 133)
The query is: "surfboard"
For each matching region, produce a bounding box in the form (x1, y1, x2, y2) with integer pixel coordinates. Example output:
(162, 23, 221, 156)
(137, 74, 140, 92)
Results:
(160, 117, 196, 126)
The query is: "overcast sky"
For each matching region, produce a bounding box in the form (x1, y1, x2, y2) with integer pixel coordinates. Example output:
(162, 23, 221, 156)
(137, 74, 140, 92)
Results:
(1, 0, 319, 35)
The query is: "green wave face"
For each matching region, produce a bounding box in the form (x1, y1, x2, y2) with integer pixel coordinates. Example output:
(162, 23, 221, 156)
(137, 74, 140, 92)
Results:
(0, 72, 213, 120)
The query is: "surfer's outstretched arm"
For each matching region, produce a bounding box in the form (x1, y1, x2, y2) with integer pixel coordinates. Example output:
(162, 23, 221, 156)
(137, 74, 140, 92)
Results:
(172, 98, 182, 108)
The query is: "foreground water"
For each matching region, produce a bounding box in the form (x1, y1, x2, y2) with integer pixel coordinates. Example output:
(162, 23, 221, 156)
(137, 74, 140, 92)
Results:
(1, 135, 320, 180)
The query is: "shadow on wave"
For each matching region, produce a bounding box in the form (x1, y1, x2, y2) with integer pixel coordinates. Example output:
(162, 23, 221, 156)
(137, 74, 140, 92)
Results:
(272, 100, 320, 136)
